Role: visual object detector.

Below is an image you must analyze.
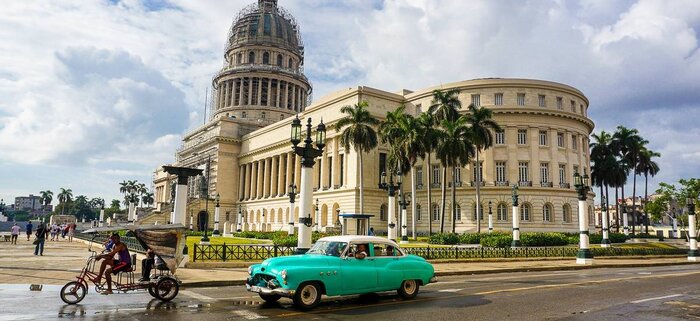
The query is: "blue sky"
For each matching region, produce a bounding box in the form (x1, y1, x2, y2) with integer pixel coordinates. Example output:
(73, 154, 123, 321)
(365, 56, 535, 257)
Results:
(1, 0, 699, 207)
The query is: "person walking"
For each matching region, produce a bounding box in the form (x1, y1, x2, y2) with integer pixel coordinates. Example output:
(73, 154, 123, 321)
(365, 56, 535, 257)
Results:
(67, 223, 75, 242)
(10, 223, 20, 245)
(25, 221, 33, 241)
(34, 221, 48, 256)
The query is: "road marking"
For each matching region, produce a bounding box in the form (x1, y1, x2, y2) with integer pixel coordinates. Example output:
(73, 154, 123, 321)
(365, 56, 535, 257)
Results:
(180, 290, 216, 302)
(436, 272, 580, 284)
(438, 289, 463, 293)
(637, 272, 652, 275)
(232, 310, 267, 319)
(631, 294, 683, 304)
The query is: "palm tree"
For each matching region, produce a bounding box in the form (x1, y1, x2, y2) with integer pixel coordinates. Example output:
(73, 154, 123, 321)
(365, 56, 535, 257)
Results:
(590, 131, 615, 228)
(90, 198, 105, 209)
(417, 112, 439, 236)
(608, 158, 628, 231)
(39, 190, 53, 211)
(334, 101, 379, 215)
(142, 192, 155, 208)
(57, 188, 73, 215)
(429, 89, 462, 230)
(637, 148, 660, 234)
(136, 183, 147, 207)
(612, 126, 643, 233)
(465, 104, 501, 233)
(435, 116, 475, 233)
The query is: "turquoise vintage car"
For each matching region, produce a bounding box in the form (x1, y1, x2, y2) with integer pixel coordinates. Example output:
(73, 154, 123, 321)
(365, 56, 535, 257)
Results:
(245, 235, 436, 309)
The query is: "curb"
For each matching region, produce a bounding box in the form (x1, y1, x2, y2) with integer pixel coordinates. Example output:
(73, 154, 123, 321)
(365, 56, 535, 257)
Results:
(179, 261, 700, 288)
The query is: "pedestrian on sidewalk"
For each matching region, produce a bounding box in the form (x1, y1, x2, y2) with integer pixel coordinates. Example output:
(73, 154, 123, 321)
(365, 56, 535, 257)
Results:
(10, 223, 20, 245)
(67, 223, 75, 242)
(50, 224, 58, 241)
(34, 221, 48, 256)
(25, 221, 33, 241)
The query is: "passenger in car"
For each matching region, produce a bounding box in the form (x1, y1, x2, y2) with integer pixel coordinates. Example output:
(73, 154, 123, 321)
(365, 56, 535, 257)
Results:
(354, 244, 368, 259)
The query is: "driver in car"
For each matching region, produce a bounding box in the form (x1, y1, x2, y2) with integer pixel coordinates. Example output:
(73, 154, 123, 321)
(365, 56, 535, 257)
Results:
(354, 244, 368, 259)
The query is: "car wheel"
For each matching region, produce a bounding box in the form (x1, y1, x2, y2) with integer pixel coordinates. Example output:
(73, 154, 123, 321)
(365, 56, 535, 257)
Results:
(259, 293, 281, 303)
(293, 282, 321, 310)
(397, 280, 419, 299)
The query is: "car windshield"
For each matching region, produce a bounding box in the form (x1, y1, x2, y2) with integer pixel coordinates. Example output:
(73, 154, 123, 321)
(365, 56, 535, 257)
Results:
(307, 241, 348, 257)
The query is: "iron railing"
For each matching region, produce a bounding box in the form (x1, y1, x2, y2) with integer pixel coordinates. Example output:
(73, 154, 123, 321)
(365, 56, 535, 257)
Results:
(192, 244, 296, 262)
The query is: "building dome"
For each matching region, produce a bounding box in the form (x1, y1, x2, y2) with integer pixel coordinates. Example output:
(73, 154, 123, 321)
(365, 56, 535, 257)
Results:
(226, 0, 303, 55)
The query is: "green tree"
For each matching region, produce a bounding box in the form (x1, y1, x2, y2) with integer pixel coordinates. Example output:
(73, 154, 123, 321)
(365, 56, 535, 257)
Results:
(141, 192, 154, 208)
(612, 126, 646, 234)
(57, 188, 73, 215)
(590, 130, 615, 227)
(417, 112, 440, 236)
(465, 104, 501, 233)
(334, 101, 379, 215)
(39, 190, 53, 210)
(636, 148, 660, 233)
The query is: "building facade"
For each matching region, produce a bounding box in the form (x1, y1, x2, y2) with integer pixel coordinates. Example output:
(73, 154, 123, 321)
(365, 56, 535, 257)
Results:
(14, 194, 43, 211)
(149, 0, 596, 234)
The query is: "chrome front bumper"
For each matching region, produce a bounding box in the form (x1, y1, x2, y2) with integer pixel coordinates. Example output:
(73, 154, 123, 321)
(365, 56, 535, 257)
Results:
(246, 284, 295, 297)
(429, 276, 438, 283)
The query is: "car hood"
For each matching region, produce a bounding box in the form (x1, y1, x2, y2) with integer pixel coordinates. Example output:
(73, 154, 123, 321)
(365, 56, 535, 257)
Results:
(259, 254, 332, 272)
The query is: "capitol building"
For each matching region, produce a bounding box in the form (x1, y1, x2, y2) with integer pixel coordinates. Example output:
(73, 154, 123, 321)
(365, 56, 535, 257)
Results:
(147, 0, 596, 235)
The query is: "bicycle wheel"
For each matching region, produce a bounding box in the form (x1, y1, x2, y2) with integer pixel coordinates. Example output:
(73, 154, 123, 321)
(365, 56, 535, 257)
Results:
(60, 281, 87, 304)
(148, 284, 157, 298)
(154, 277, 179, 302)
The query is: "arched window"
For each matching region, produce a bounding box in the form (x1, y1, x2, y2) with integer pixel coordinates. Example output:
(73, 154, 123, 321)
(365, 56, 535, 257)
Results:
(380, 204, 387, 221)
(277, 54, 283, 67)
(248, 51, 255, 64)
(497, 203, 508, 221)
(236, 53, 242, 64)
(288, 58, 294, 69)
(262, 52, 270, 64)
(416, 204, 422, 221)
(543, 203, 553, 222)
(241, 111, 247, 118)
(454, 204, 462, 221)
(472, 204, 484, 221)
(520, 203, 531, 221)
(280, 114, 284, 120)
(563, 205, 571, 223)
(432, 204, 439, 221)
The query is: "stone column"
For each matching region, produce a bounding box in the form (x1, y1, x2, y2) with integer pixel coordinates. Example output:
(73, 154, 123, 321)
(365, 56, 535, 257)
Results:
(238, 165, 245, 200)
(244, 163, 252, 200)
(263, 158, 270, 198)
(577, 200, 593, 264)
(291, 84, 297, 112)
(298, 162, 313, 250)
(276, 80, 282, 108)
(388, 190, 397, 241)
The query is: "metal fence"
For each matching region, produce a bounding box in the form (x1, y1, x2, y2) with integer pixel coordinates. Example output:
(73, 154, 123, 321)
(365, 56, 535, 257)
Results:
(189, 243, 687, 262)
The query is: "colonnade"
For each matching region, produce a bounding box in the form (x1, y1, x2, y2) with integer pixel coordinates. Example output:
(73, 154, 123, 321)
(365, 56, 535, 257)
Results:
(216, 76, 307, 112)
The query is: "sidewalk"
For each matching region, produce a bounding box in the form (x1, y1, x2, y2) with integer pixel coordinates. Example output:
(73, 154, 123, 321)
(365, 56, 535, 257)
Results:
(1, 238, 697, 288)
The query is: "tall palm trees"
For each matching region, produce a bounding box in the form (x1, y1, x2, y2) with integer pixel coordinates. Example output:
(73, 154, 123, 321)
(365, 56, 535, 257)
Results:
(417, 112, 439, 235)
(637, 148, 660, 233)
(335, 101, 379, 215)
(590, 131, 615, 227)
(39, 190, 53, 211)
(57, 188, 73, 215)
(465, 104, 502, 233)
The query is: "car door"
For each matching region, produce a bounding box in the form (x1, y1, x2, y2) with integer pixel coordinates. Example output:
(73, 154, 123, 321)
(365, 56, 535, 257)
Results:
(370, 242, 404, 291)
(340, 243, 377, 294)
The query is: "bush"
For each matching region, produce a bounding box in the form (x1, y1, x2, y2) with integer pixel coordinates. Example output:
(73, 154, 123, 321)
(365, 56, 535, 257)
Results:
(458, 233, 482, 244)
(272, 235, 297, 247)
(428, 233, 460, 245)
(520, 232, 569, 247)
(480, 234, 513, 248)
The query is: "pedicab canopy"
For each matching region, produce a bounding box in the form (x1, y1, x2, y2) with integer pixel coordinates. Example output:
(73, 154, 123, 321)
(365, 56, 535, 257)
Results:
(83, 224, 187, 274)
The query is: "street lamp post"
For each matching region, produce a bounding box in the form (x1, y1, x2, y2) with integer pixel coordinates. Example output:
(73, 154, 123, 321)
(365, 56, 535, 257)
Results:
(213, 194, 221, 236)
(287, 184, 297, 235)
(199, 154, 212, 244)
(335, 208, 342, 234)
(488, 201, 493, 233)
(398, 191, 410, 244)
(601, 195, 611, 248)
(189, 213, 193, 231)
(511, 185, 521, 247)
(290, 116, 326, 253)
(314, 198, 320, 232)
(574, 171, 593, 265)
(236, 205, 243, 232)
(687, 198, 698, 261)
(379, 171, 401, 241)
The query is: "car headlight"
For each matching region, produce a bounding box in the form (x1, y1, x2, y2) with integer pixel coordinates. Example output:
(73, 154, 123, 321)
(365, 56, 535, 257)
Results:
(280, 269, 287, 280)
(248, 266, 253, 275)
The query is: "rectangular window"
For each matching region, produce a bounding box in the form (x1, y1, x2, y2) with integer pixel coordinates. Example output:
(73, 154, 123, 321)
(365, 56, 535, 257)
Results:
(454, 167, 462, 183)
(416, 168, 424, 186)
(539, 130, 547, 146)
(432, 165, 440, 185)
(471, 94, 481, 107)
(497, 204, 507, 221)
(494, 93, 503, 106)
(327, 156, 332, 187)
(572, 135, 578, 150)
(379, 152, 387, 181)
(517, 93, 525, 106)
(455, 205, 462, 221)
(432, 205, 439, 221)
(540, 162, 549, 183)
(496, 162, 506, 182)
(571, 100, 576, 112)
(538, 95, 546, 107)
(472, 162, 483, 183)
(573, 165, 580, 177)
(518, 162, 529, 183)
(317, 159, 322, 189)
(339, 154, 344, 186)
(556, 97, 563, 110)
(495, 130, 505, 145)
(517, 129, 527, 145)
(559, 164, 566, 184)
(416, 206, 422, 221)
(580, 104, 584, 114)
(416, 103, 422, 114)
(557, 132, 564, 147)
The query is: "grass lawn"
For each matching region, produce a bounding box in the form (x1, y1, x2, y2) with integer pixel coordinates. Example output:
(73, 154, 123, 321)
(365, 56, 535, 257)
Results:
(615, 242, 678, 249)
(186, 236, 271, 250)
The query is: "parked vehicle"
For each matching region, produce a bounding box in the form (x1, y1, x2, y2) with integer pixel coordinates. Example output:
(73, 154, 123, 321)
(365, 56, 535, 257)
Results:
(246, 235, 437, 310)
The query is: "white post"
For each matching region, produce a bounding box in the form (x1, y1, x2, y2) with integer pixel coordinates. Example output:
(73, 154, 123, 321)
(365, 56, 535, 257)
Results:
(99, 209, 105, 227)
(298, 165, 313, 251)
(488, 207, 493, 233)
(189, 215, 193, 231)
(213, 204, 220, 236)
(672, 217, 678, 238)
(400, 205, 408, 244)
(288, 201, 295, 235)
(237, 208, 243, 232)
(511, 205, 520, 247)
(169, 211, 174, 225)
(688, 200, 698, 261)
(388, 194, 397, 241)
(173, 184, 188, 225)
(128, 202, 135, 224)
(410, 167, 417, 240)
(601, 197, 611, 247)
(623, 207, 630, 236)
(577, 199, 593, 264)
(107, 217, 112, 226)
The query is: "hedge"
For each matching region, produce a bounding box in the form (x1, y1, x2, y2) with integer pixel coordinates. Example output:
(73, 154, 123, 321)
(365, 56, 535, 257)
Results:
(429, 231, 630, 247)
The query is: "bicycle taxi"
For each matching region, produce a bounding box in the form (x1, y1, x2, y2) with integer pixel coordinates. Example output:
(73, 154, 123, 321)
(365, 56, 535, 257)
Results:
(60, 224, 187, 304)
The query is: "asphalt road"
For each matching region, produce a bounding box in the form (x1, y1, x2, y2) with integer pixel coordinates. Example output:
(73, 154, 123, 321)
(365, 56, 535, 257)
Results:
(1, 265, 699, 321)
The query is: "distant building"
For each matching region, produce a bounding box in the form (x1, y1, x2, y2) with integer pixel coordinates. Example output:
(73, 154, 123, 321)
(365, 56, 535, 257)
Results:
(14, 194, 43, 211)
